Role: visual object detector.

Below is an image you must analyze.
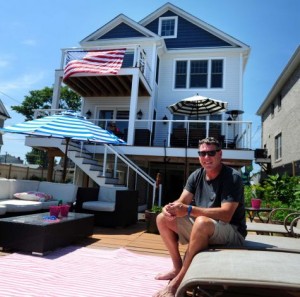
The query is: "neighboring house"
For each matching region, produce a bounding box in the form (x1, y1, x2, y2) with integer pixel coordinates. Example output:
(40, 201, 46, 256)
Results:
(256, 46, 300, 176)
(0, 100, 10, 151)
(0, 154, 23, 164)
(26, 3, 254, 206)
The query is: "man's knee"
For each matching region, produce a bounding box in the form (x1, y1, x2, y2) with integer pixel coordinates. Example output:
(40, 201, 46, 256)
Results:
(193, 216, 215, 236)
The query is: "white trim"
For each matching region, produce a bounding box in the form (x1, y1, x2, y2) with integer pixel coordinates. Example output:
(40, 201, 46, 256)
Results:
(172, 57, 225, 91)
(158, 16, 178, 39)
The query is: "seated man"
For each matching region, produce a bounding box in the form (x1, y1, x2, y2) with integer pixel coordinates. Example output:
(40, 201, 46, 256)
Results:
(153, 137, 247, 297)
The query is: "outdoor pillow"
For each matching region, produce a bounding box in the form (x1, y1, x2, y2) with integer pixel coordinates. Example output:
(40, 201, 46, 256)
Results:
(13, 191, 53, 202)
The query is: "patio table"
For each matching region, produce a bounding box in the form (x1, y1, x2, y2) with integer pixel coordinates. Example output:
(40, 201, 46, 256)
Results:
(0, 212, 94, 255)
(245, 207, 273, 223)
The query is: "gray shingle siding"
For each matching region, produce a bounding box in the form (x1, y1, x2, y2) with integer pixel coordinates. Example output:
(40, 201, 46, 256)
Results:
(98, 23, 145, 39)
(145, 11, 232, 49)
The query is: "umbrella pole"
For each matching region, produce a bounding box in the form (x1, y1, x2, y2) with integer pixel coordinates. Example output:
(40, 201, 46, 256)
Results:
(62, 137, 70, 183)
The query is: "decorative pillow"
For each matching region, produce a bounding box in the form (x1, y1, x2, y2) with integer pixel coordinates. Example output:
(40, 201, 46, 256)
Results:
(14, 191, 53, 202)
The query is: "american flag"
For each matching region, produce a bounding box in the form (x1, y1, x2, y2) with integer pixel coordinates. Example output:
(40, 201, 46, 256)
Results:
(63, 48, 126, 81)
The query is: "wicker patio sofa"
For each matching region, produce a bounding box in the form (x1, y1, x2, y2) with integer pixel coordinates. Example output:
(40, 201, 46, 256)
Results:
(0, 179, 77, 217)
(75, 186, 139, 227)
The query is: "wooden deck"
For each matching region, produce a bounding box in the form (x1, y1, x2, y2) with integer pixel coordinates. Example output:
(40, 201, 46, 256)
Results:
(75, 221, 187, 257)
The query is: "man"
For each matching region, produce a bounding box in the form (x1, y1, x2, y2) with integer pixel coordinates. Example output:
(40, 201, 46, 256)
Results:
(153, 137, 246, 297)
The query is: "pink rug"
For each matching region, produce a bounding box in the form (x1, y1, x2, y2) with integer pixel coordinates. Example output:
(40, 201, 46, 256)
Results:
(0, 246, 171, 296)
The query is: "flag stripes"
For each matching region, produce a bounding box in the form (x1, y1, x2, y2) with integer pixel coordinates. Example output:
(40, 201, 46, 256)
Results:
(63, 48, 126, 81)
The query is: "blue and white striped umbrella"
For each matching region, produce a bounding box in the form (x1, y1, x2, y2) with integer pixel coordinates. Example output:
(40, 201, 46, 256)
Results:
(0, 111, 125, 182)
(1, 112, 125, 144)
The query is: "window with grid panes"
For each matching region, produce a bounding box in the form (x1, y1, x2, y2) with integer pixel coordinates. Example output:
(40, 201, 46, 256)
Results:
(159, 17, 177, 38)
(211, 60, 223, 88)
(190, 60, 208, 88)
(175, 61, 187, 88)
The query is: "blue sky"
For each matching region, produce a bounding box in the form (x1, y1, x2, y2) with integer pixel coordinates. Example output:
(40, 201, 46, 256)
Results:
(0, 0, 299, 166)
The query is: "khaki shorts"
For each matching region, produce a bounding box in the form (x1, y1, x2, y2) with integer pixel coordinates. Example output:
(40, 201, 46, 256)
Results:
(177, 216, 245, 247)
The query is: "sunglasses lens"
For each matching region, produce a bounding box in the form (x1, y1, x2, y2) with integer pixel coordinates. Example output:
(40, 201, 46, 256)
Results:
(198, 150, 218, 157)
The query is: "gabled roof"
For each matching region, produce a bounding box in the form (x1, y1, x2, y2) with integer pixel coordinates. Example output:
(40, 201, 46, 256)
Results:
(139, 2, 250, 50)
(0, 100, 10, 119)
(80, 14, 160, 45)
(256, 45, 300, 115)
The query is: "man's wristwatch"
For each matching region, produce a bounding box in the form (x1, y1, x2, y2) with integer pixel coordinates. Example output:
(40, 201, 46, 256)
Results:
(187, 205, 193, 217)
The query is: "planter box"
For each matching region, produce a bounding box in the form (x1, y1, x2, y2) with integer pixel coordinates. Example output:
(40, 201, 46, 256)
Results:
(145, 210, 159, 234)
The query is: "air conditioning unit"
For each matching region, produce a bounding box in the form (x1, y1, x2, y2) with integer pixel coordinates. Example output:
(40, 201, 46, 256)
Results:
(255, 149, 268, 159)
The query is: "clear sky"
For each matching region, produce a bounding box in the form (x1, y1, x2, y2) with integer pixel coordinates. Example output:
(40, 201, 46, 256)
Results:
(0, 0, 299, 165)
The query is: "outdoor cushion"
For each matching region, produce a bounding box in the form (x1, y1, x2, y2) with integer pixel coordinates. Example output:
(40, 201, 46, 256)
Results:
(99, 186, 128, 202)
(41, 200, 59, 210)
(0, 180, 11, 200)
(82, 201, 115, 212)
(0, 200, 42, 212)
(10, 180, 40, 197)
(0, 205, 7, 215)
(38, 182, 78, 203)
(13, 191, 53, 202)
(176, 249, 300, 297)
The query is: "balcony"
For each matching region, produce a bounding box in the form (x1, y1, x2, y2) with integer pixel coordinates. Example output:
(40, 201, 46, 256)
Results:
(59, 46, 152, 97)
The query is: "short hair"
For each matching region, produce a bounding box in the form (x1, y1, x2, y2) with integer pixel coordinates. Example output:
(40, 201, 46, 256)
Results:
(198, 137, 221, 150)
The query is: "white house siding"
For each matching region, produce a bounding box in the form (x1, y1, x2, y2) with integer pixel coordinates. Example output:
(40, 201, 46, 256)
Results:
(153, 50, 244, 146)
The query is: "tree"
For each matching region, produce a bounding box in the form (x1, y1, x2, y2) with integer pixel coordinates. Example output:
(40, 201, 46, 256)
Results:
(11, 86, 81, 120)
(11, 86, 81, 165)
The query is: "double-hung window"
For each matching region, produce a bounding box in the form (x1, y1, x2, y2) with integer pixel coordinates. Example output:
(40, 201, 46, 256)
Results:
(190, 60, 208, 88)
(175, 59, 223, 89)
(159, 16, 178, 38)
(175, 61, 187, 88)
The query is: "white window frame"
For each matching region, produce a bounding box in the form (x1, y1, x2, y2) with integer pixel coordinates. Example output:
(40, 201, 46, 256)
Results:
(158, 16, 178, 38)
(173, 58, 224, 90)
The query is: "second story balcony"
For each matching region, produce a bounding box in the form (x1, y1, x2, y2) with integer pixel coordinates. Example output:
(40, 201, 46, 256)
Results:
(58, 45, 152, 98)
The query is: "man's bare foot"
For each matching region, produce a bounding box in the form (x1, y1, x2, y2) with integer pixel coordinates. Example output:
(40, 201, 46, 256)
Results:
(155, 269, 179, 280)
(152, 286, 176, 297)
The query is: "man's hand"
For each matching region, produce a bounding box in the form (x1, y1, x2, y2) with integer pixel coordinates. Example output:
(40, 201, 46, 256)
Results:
(164, 202, 187, 219)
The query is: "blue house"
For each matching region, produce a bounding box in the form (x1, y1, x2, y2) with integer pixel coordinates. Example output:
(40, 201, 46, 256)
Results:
(28, 3, 253, 208)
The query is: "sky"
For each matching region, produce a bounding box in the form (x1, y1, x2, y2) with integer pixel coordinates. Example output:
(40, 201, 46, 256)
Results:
(0, 0, 299, 165)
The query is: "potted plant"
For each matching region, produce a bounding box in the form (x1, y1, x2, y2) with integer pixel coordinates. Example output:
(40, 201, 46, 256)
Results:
(251, 184, 264, 209)
(145, 205, 163, 234)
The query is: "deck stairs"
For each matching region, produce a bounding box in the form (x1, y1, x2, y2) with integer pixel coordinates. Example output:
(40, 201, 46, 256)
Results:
(56, 140, 157, 208)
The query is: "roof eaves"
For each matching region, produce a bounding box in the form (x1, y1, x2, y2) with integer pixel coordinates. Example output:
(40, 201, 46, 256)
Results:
(139, 2, 250, 51)
(80, 14, 159, 45)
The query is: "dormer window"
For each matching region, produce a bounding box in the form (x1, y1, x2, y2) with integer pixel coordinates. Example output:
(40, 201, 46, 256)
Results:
(159, 16, 178, 38)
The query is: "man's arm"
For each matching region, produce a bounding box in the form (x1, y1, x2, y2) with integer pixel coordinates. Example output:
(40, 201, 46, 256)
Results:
(189, 202, 238, 223)
(162, 189, 194, 219)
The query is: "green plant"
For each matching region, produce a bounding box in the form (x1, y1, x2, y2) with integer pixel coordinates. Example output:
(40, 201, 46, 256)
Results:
(150, 205, 163, 213)
(262, 174, 299, 205)
(244, 185, 252, 207)
(251, 184, 264, 199)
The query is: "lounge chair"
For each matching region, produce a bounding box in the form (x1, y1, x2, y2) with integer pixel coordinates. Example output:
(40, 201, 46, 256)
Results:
(246, 208, 300, 237)
(176, 235, 300, 297)
(290, 215, 300, 237)
(176, 249, 300, 297)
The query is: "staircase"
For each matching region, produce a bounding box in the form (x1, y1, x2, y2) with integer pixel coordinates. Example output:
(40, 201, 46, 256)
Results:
(57, 140, 157, 208)
(58, 140, 119, 187)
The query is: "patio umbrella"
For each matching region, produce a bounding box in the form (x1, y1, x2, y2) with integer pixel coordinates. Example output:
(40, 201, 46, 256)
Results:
(0, 111, 125, 181)
(167, 94, 228, 118)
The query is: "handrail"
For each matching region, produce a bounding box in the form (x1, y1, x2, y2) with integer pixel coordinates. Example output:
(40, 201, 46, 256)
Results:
(104, 144, 158, 208)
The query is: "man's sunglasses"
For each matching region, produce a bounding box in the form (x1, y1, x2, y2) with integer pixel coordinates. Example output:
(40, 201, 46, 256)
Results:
(198, 150, 220, 157)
